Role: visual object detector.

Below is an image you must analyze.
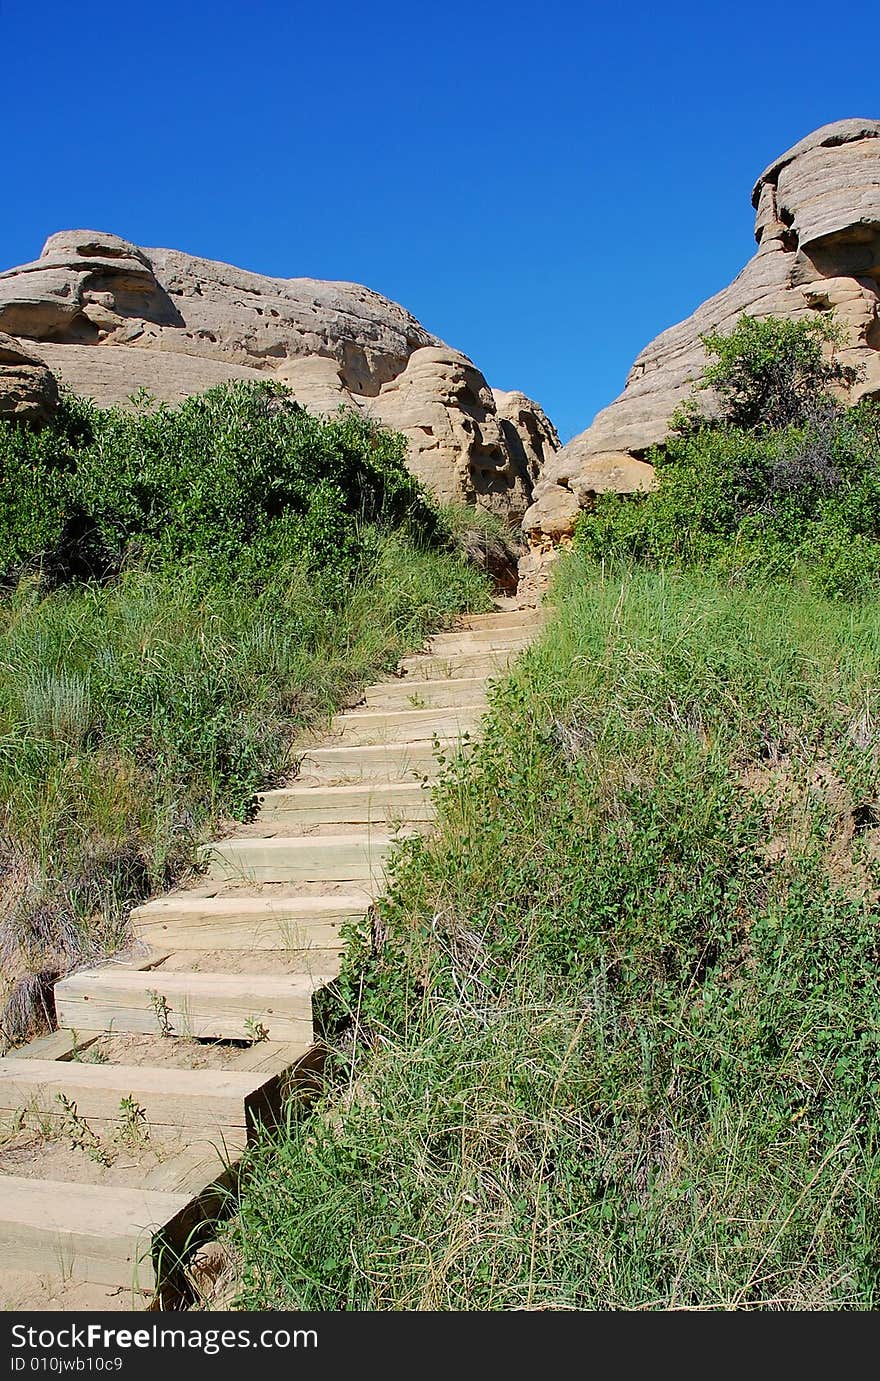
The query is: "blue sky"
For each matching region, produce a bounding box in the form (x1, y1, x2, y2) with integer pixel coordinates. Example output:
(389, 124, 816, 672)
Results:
(2, 0, 877, 441)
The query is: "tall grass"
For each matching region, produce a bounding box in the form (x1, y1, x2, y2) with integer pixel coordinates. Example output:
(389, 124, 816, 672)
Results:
(234, 553, 880, 1310)
(0, 532, 490, 1047)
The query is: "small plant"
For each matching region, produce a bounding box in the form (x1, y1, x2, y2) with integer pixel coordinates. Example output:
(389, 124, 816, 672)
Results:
(147, 989, 174, 1038)
(55, 1092, 113, 1167)
(68, 1032, 104, 1064)
(5, 1107, 26, 1137)
(244, 1017, 270, 1044)
(116, 1094, 150, 1149)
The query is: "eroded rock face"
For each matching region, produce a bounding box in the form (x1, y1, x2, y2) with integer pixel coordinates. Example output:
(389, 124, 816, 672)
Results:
(0, 232, 181, 342)
(0, 332, 59, 426)
(525, 118, 880, 542)
(0, 232, 557, 519)
(492, 388, 560, 493)
(368, 347, 548, 512)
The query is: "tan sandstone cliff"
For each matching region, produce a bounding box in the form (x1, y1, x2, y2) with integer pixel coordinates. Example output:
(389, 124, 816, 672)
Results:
(0, 333, 58, 426)
(524, 118, 880, 548)
(0, 231, 558, 520)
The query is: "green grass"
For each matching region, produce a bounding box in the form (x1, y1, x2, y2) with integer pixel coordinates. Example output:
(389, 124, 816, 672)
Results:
(233, 553, 880, 1310)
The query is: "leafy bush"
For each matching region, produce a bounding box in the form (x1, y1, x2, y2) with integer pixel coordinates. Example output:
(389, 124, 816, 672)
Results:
(0, 381, 442, 589)
(694, 312, 861, 432)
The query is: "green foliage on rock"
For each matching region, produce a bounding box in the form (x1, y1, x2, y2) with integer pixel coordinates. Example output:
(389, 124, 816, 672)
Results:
(576, 314, 880, 598)
(696, 311, 861, 432)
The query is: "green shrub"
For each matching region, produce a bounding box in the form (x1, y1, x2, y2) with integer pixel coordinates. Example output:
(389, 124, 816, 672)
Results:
(0, 382, 442, 589)
(695, 312, 861, 432)
(576, 406, 880, 597)
(575, 313, 880, 597)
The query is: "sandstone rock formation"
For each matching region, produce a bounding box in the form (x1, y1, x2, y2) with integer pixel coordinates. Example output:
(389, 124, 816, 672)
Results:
(492, 388, 560, 492)
(371, 350, 558, 511)
(0, 232, 556, 519)
(525, 118, 880, 543)
(0, 333, 58, 426)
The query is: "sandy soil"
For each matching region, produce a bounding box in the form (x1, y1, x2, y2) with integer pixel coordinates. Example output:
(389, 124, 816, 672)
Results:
(0, 1124, 211, 1188)
(82, 1032, 250, 1070)
(0, 1267, 148, 1312)
(153, 948, 341, 976)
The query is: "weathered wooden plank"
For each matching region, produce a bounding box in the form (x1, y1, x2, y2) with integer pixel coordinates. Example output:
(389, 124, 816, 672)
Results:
(54, 969, 330, 1042)
(0, 1177, 194, 1289)
(426, 630, 532, 654)
(396, 650, 515, 681)
(458, 611, 540, 632)
(132, 892, 368, 951)
(297, 738, 469, 783)
(363, 675, 490, 710)
(256, 780, 435, 824)
(7, 1030, 99, 1062)
(202, 832, 401, 884)
(328, 707, 481, 746)
(0, 1058, 273, 1135)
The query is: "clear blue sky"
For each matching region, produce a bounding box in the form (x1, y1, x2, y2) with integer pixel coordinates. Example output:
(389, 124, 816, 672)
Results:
(2, 0, 877, 441)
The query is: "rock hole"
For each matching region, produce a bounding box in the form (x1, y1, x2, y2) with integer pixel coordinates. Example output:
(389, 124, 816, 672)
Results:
(852, 802, 880, 835)
(778, 205, 799, 252)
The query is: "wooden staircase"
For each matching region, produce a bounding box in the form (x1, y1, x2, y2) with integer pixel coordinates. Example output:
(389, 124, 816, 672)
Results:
(0, 608, 540, 1310)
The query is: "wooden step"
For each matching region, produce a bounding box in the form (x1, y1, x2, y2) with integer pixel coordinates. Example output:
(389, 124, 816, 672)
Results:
(297, 737, 470, 784)
(202, 832, 401, 883)
(0, 607, 542, 1311)
(426, 630, 532, 654)
(54, 968, 331, 1041)
(230, 1039, 323, 1078)
(0, 1176, 196, 1289)
(132, 893, 369, 950)
(257, 780, 434, 826)
(0, 1058, 276, 1137)
(7, 1030, 99, 1062)
(396, 650, 518, 681)
(329, 706, 481, 745)
(459, 611, 540, 631)
(362, 675, 490, 710)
